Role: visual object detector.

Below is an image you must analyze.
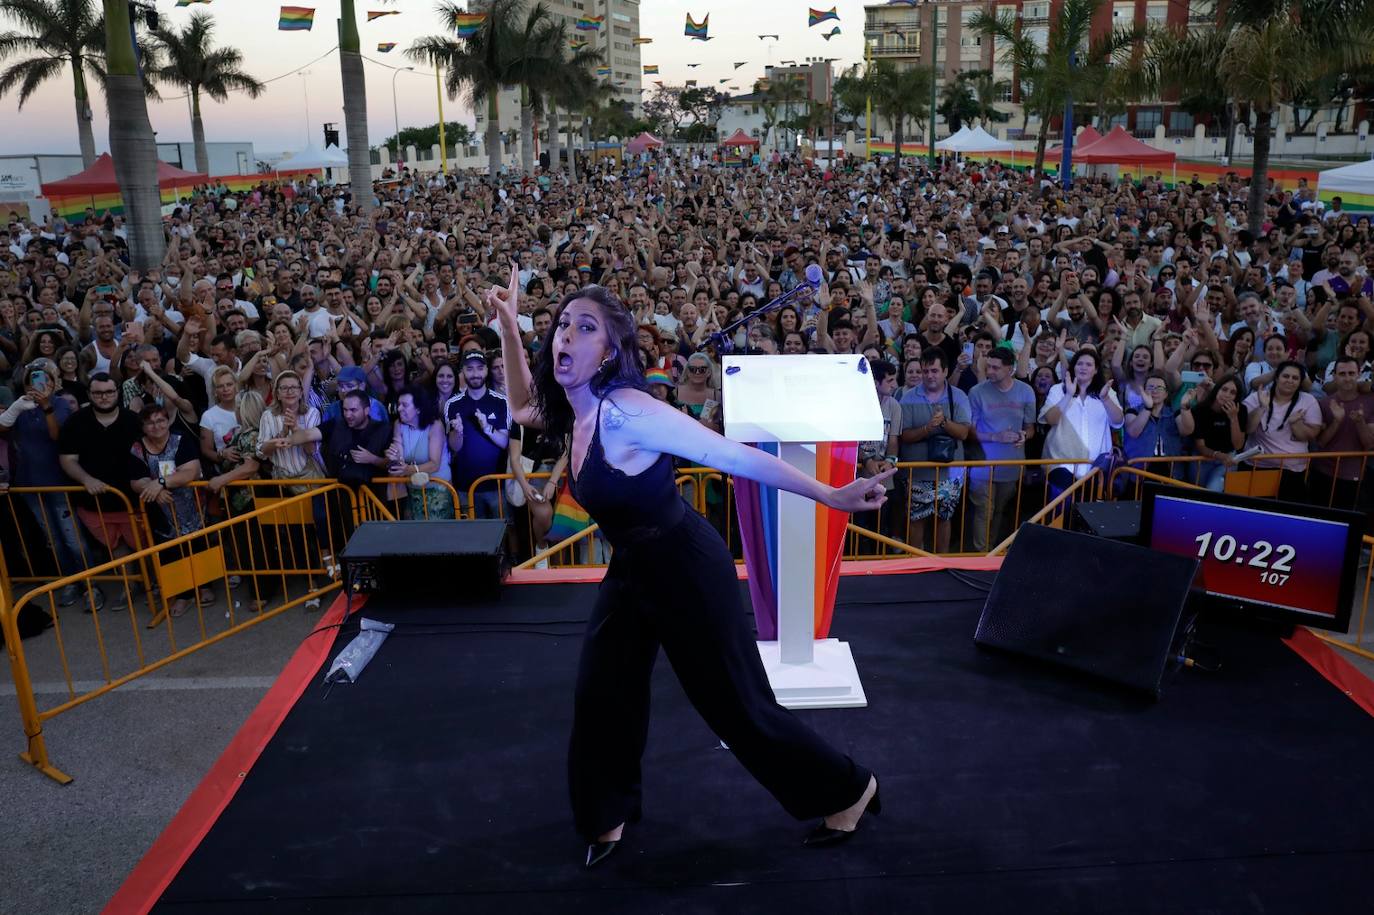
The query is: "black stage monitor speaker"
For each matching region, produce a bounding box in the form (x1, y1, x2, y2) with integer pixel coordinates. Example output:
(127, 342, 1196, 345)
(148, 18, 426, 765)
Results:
(974, 524, 1199, 698)
(1072, 500, 1142, 543)
(340, 520, 507, 606)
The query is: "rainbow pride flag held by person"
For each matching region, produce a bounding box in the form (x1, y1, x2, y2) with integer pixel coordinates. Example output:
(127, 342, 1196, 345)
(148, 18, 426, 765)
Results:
(685, 13, 709, 40)
(377, 42, 396, 52)
(734, 443, 858, 640)
(366, 10, 398, 20)
(575, 15, 604, 31)
(278, 6, 315, 30)
(548, 482, 594, 546)
(454, 12, 485, 37)
(808, 7, 840, 26)
(642, 64, 658, 74)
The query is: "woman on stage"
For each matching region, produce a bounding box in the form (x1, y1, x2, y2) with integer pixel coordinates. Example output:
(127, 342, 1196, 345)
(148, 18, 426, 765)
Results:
(488, 267, 890, 868)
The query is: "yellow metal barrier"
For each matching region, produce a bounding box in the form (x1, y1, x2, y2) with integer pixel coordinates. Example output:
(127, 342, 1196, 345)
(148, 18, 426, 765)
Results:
(988, 468, 1105, 556)
(1113, 452, 1372, 504)
(0, 485, 357, 783)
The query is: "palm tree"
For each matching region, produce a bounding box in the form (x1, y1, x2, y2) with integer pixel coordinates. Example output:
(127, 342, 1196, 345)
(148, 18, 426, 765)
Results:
(508, 3, 563, 174)
(1130, 0, 1374, 234)
(410, 0, 522, 178)
(938, 77, 979, 133)
(971, 0, 1136, 180)
(339, 0, 393, 214)
(832, 64, 868, 135)
(866, 61, 934, 159)
(966, 69, 1012, 127)
(545, 40, 602, 175)
(0, 0, 105, 166)
(102, 0, 162, 268)
(149, 11, 263, 175)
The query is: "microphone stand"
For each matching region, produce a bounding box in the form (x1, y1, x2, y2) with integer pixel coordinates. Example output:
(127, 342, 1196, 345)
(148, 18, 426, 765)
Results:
(696, 282, 818, 354)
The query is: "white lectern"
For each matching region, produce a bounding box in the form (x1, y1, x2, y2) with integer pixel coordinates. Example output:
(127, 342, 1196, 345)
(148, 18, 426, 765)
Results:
(722, 354, 884, 709)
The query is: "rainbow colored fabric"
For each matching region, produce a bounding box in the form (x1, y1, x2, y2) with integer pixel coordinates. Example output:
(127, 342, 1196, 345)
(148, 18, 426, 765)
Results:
(633, 37, 653, 45)
(808, 7, 840, 26)
(175, 0, 212, 6)
(548, 483, 593, 545)
(366, 10, 399, 21)
(822, 26, 841, 40)
(684, 13, 709, 40)
(278, 6, 314, 30)
(734, 443, 857, 640)
(642, 64, 659, 74)
(575, 15, 604, 31)
(454, 12, 485, 37)
(278, 5, 314, 29)
(376, 42, 396, 52)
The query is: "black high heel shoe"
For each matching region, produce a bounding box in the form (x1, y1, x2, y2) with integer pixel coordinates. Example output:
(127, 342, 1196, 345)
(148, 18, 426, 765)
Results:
(802, 782, 882, 848)
(584, 839, 619, 868)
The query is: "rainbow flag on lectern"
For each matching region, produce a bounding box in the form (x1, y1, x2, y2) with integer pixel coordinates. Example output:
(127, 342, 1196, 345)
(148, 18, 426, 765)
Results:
(278, 6, 314, 30)
(735, 443, 857, 640)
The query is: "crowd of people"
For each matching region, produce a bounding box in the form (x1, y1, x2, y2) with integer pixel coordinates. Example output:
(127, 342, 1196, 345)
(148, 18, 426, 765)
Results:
(2, 147, 1372, 612)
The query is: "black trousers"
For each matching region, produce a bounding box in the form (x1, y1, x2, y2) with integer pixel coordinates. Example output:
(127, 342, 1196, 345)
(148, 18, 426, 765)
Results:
(567, 511, 871, 840)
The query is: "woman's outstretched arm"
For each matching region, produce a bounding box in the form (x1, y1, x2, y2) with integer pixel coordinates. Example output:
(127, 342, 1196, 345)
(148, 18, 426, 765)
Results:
(488, 263, 544, 429)
(603, 389, 891, 513)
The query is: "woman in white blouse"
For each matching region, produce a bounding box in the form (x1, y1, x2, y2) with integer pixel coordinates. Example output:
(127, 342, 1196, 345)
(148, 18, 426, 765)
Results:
(1039, 349, 1124, 496)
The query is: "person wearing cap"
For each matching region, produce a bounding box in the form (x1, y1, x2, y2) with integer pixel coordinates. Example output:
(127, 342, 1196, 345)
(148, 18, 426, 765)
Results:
(644, 367, 674, 403)
(446, 350, 510, 518)
(323, 365, 387, 423)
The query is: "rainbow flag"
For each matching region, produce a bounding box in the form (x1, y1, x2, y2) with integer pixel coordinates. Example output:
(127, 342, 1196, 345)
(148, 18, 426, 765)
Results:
(595, 66, 611, 77)
(733, 61, 748, 69)
(367, 10, 399, 21)
(575, 15, 603, 31)
(632, 37, 652, 45)
(642, 64, 658, 74)
(377, 42, 396, 52)
(718, 78, 728, 84)
(547, 482, 593, 545)
(175, 0, 212, 6)
(454, 12, 485, 36)
(822, 26, 841, 40)
(808, 7, 839, 26)
(684, 13, 709, 40)
(687, 63, 700, 68)
(278, 6, 315, 30)
(569, 35, 588, 48)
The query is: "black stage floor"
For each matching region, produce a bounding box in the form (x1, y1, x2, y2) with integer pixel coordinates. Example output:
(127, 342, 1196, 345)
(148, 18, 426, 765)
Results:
(144, 571, 1374, 914)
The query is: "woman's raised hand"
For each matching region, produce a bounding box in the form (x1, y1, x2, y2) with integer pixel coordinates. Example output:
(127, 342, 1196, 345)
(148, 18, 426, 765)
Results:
(485, 261, 521, 326)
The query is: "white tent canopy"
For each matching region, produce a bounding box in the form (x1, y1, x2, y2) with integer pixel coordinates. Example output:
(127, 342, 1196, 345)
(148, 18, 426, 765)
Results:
(276, 143, 349, 171)
(1317, 157, 1374, 211)
(945, 125, 1013, 153)
(934, 126, 972, 151)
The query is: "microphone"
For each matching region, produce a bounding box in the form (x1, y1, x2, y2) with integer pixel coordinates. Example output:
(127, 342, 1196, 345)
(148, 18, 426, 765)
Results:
(696, 262, 825, 353)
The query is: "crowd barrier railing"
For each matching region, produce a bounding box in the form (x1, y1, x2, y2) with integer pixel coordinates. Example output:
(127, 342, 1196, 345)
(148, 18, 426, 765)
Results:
(1110, 452, 1372, 505)
(0, 485, 358, 783)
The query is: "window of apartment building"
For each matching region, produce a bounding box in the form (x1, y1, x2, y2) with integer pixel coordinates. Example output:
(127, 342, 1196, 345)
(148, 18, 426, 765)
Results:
(1023, 2, 1049, 21)
(1145, 1, 1168, 23)
(1135, 108, 1162, 133)
(1169, 110, 1195, 132)
(1188, 0, 1215, 21)
(1112, 1, 1135, 23)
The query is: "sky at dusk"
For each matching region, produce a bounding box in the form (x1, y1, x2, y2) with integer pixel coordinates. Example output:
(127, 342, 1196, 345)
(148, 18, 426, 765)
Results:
(2, 0, 874, 160)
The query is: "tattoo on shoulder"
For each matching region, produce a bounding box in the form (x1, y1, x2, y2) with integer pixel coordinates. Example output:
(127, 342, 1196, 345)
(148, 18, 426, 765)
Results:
(603, 401, 627, 430)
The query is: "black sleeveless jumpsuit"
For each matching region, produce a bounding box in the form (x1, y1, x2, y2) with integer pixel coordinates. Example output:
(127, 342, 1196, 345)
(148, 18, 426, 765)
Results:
(568, 398, 871, 840)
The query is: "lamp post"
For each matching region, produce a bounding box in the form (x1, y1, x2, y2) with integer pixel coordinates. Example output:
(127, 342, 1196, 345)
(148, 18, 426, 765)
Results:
(391, 66, 414, 170)
(298, 70, 312, 147)
(924, 1, 938, 168)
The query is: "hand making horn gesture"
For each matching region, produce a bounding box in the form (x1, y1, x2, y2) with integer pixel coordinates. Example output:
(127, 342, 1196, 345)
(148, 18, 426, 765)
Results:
(485, 261, 521, 327)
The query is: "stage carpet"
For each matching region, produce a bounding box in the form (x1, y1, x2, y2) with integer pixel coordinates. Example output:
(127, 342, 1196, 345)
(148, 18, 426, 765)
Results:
(115, 570, 1374, 914)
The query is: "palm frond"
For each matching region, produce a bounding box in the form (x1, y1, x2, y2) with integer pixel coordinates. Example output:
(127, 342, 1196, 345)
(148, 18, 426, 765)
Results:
(0, 49, 62, 105)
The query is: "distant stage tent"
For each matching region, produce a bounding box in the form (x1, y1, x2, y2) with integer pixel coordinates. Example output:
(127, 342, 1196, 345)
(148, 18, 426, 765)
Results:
(721, 129, 761, 148)
(275, 143, 349, 171)
(945, 125, 1013, 154)
(1046, 125, 1102, 160)
(934, 126, 972, 151)
(1317, 157, 1374, 212)
(39, 153, 208, 221)
(1071, 126, 1176, 165)
(625, 132, 666, 154)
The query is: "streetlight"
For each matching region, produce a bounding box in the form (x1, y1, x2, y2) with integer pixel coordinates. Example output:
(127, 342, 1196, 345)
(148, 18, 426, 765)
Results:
(392, 66, 415, 169)
(298, 70, 313, 147)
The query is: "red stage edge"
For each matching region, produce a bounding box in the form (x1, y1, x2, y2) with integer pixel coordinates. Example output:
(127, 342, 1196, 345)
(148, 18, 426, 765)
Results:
(102, 593, 360, 915)
(1284, 627, 1374, 719)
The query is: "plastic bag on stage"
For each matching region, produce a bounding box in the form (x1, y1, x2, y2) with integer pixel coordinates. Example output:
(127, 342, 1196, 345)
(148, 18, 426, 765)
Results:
(324, 617, 395, 685)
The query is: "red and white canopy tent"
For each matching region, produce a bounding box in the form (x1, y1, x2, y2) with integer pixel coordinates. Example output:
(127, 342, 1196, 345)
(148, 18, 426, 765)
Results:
(1045, 126, 1102, 161)
(39, 154, 208, 221)
(721, 129, 761, 148)
(625, 132, 665, 155)
(1072, 126, 1176, 166)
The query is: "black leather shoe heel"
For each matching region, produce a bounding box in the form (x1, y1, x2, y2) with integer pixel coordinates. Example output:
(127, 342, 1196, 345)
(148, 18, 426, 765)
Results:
(802, 784, 881, 848)
(584, 840, 618, 868)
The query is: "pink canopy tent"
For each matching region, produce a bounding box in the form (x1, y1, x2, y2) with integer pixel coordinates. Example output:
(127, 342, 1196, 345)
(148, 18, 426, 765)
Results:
(1072, 126, 1176, 165)
(625, 132, 665, 155)
(1045, 126, 1102, 160)
(721, 128, 760, 148)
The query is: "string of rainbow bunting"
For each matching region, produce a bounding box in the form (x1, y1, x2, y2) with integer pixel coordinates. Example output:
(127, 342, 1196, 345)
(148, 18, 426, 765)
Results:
(685, 13, 710, 40)
(455, 12, 485, 36)
(279, 6, 314, 30)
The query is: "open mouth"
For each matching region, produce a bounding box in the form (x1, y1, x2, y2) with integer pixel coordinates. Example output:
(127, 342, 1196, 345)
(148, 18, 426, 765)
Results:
(556, 353, 574, 371)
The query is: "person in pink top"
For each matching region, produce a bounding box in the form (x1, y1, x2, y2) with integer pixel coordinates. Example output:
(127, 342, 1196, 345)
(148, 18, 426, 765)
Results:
(1242, 360, 1322, 503)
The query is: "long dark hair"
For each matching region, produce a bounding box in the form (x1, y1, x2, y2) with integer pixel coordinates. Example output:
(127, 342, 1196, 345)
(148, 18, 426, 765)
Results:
(1200, 372, 1243, 412)
(398, 383, 439, 429)
(532, 285, 647, 442)
(1065, 349, 1107, 398)
(1263, 360, 1306, 432)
